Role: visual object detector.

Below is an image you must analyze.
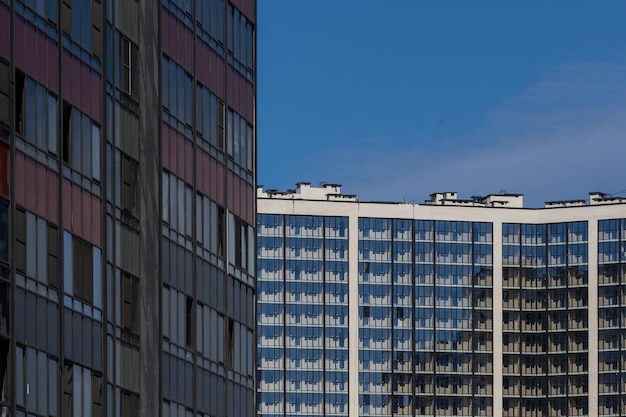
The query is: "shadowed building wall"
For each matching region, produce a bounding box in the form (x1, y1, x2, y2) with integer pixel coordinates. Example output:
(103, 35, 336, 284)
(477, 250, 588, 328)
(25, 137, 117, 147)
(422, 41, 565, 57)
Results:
(0, 0, 256, 415)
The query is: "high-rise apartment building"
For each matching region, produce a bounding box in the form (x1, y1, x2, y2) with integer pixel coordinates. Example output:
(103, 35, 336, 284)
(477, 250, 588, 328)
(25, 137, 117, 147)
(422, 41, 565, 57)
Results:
(257, 182, 626, 417)
(0, 0, 256, 416)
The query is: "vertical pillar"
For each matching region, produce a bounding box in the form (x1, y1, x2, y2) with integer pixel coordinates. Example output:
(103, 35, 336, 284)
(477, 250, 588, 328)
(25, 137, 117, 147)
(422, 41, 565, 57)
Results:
(587, 220, 598, 417)
(138, 0, 161, 415)
(492, 221, 503, 416)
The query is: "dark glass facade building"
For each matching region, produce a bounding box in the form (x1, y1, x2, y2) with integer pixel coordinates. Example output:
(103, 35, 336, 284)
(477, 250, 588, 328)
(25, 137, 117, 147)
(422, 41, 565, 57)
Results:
(257, 183, 626, 417)
(0, 0, 256, 416)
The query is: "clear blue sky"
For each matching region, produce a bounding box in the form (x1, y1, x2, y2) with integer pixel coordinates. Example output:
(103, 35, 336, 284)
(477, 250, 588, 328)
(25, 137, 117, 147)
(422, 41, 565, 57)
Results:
(257, 1, 626, 207)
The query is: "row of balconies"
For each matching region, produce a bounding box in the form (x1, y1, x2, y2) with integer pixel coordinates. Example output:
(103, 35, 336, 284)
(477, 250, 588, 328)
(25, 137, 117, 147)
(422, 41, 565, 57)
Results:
(503, 406, 587, 417)
(502, 276, 587, 288)
(503, 319, 588, 331)
(503, 386, 587, 397)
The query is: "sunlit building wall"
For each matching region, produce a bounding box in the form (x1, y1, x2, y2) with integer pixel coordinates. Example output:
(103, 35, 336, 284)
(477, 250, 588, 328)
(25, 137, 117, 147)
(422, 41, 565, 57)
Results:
(257, 183, 626, 417)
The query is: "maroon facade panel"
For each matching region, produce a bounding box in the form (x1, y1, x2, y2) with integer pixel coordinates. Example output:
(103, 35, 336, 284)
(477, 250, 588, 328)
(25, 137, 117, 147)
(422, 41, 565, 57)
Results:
(14, 16, 24, 72)
(231, 0, 256, 22)
(162, 123, 194, 185)
(162, 11, 194, 75)
(62, 179, 101, 246)
(227, 67, 254, 122)
(18, 18, 59, 92)
(15, 152, 59, 224)
(195, 149, 225, 206)
(59, 53, 102, 123)
(226, 173, 253, 225)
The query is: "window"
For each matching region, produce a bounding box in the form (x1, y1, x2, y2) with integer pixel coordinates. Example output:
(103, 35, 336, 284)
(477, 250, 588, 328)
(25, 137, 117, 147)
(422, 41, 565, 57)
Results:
(14, 209, 59, 287)
(226, 108, 253, 172)
(227, 4, 254, 81)
(162, 56, 192, 128)
(120, 36, 137, 97)
(62, 104, 101, 181)
(14, 72, 58, 154)
(196, 0, 224, 53)
(121, 154, 138, 218)
(64, 231, 102, 307)
(162, 171, 193, 238)
(63, 363, 103, 417)
(16, 347, 57, 414)
(228, 214, 253, 271)
(195, 83, 225, 152)
(121, 273, 139, 336)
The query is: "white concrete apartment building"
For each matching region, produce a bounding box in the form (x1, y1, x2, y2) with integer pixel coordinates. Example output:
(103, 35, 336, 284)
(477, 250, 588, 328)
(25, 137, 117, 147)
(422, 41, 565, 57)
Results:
(257, 182, 626, 417)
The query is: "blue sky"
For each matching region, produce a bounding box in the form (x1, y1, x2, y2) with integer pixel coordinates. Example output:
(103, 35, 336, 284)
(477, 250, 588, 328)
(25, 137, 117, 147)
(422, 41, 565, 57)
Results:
(257, 1, 626, 207)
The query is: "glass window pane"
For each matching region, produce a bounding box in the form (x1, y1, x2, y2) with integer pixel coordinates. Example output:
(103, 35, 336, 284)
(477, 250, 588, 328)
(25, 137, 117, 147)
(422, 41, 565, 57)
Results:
(82, 116, 91, 176)
(93, 247, 102, 309)
(63, 232, 73, 295)
(162, 56, 169, 109)
(92, 126, 100, 181)
(26, 348, 37, 410)
(48, 94, 57, 154)
(37, 218, 47, 283)
(16, 346, 24, 407)
(81, 0, 91, 48)
(36, 84, 47, 148)
(37, 351, 47, 415)
(71, 109, 81, 168)
(25, 78, 36, 143)
(184, 74, 192, 126)
(48, 359, 57, 416)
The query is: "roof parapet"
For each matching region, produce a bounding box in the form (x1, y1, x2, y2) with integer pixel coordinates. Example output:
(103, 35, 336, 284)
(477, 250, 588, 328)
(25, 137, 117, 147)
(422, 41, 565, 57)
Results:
(545, 200, 586, 208)
(257, 183, 357, 201)
(426, 192, 524, 207)
(589, 191, 626, 205)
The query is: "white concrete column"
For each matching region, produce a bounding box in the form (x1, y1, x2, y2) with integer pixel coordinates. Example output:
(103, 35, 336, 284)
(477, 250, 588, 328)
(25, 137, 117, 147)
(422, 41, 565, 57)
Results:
(348, 209, 360, 417)
(492, 221, 503, 417)
(587, 220, 598, 417)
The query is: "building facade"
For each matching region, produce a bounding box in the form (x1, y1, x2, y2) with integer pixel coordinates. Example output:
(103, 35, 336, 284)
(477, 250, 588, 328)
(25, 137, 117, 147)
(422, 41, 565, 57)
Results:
(0, 0, 256, 416)
(257, 183, 626, 417)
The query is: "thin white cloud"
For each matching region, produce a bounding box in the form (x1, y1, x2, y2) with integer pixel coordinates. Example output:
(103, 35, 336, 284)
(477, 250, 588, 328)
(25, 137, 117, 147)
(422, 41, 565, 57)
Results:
(316, 59, 626, 207)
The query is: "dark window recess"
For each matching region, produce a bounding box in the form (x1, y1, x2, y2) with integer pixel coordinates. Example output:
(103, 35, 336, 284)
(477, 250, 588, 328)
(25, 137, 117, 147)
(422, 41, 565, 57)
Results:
(0, 282, 8, 337)
(61, 0, 72, 36)
(185, 296, 193, 348)
(121, 155, 138, 218)
(122, 390, 139, 417)
(363, 306, 370, 318)
(15, 208, 26, 273)
(217, 100, 224, 149)
(62, 102, 72, 164)
(233, 217, 248, 270)
(217, 207, 225, 258)
(73, 237, 93, 303)
(62, 363, 73, 417)
(121, 273, 139, 338)
(91, 0, 103, 60)
(14, 71, 25, 134)
(227, 318, 234, 368)
(48, 224, 59, 288)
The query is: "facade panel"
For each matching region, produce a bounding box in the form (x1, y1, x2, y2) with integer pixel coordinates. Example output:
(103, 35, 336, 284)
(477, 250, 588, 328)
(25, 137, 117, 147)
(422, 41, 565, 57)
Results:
(2, 0, 256, 416)
(257, 183, 626, 417)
